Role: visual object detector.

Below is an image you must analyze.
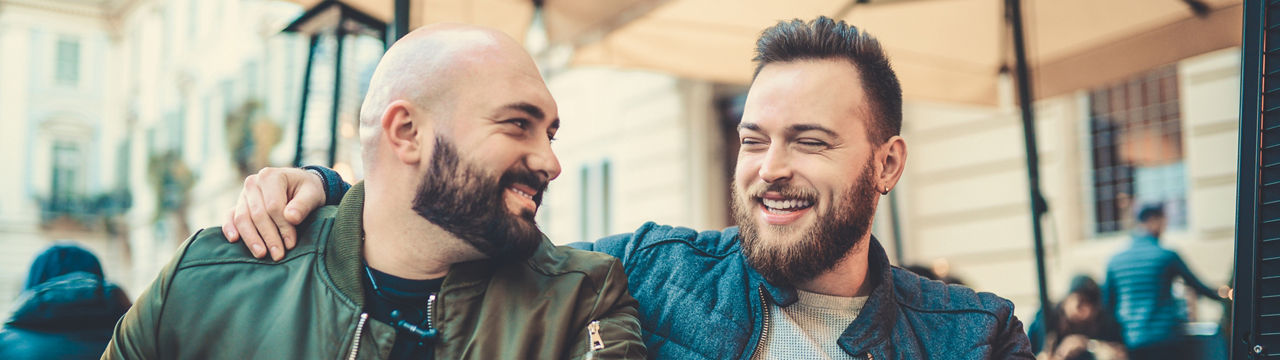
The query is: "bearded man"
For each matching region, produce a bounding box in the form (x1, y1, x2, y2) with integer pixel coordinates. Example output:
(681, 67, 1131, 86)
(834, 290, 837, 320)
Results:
(224, 17, 1032, 359)
(105, 24, 644, 359)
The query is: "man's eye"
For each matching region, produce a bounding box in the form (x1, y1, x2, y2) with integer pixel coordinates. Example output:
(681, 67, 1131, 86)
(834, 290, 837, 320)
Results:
(797, 140, 828, 147)
(506, 119, 529, 129)
(741, 138, 764, 146)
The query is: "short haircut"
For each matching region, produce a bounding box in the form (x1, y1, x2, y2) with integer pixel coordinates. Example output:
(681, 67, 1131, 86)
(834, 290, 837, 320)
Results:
(1137, 203, 1165, 222)
(753, 16, 902, 144)
(1067, 274, 1101, 305)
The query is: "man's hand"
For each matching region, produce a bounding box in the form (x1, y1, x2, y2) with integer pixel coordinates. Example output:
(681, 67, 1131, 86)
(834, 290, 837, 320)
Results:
(222, 167, 327, 261)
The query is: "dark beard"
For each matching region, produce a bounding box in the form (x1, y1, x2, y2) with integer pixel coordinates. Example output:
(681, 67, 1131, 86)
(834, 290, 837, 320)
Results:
(410, 137, 547, 262)
(734, 161, 878, 287)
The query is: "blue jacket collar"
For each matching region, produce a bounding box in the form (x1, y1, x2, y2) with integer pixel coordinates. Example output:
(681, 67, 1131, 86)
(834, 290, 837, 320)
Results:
(746, 235, 898, 355)
(837, 236, 898, 355)
(1130, 230, 1161, 245)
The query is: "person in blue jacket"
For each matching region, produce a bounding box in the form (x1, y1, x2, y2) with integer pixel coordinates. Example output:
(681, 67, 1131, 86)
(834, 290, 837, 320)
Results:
(1103, 204, 1225, 360)
(0, 243, 131, 359)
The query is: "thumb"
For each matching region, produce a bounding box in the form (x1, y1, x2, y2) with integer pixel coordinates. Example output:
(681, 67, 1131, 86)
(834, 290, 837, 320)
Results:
(284, 183, 325, 225)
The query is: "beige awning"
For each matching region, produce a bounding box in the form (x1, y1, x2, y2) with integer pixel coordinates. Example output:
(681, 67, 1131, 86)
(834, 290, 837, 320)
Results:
(571, 0, 1243, 105)
(284, 0, 536, 43)
(282, 0, 1242, 105)
(281, 0, 664, 49)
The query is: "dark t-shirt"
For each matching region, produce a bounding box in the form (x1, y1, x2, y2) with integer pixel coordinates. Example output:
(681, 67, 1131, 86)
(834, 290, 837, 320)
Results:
(362, 265, 444, 360)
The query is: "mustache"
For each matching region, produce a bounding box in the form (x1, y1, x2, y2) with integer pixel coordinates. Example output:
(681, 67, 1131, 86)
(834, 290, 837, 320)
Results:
(743, 181, 818, 202)
(499, 165, 550, 204)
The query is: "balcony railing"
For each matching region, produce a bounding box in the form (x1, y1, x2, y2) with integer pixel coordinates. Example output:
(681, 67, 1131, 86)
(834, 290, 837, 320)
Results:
(37, 189, 132, 232)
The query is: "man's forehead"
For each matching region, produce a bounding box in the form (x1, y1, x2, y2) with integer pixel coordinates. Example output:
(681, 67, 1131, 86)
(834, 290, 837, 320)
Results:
(451, 55, 556, 115)
(741, 61, 869, 135)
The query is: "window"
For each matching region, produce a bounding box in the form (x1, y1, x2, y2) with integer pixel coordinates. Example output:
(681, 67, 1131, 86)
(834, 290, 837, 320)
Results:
(55, 37, 80, 86)
(187, 0, 198, 38)
(1087, 65, 1186, 234)
(51, 141, 83, 206)
(579, 160, 613, 242)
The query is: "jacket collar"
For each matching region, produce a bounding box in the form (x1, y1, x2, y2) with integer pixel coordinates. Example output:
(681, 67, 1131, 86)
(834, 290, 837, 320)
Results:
(746, 234, 899, 354)
(837, 236, 898, 354)
(325, 182, 368, 307)
(1131, 229, 1160, 245)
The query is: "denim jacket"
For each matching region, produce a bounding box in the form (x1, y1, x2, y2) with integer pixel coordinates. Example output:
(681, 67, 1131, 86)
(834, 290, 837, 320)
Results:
(571, 222, 1034, 359)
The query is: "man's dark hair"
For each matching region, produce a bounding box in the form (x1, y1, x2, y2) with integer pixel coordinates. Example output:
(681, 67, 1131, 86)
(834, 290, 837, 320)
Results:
(1067, 274, 1101, 306)
(1137, 203, 1165, 222)
(753, 16, 902, 143)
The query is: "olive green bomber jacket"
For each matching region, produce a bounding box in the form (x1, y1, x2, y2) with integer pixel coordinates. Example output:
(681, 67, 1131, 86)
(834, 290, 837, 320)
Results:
(104, 183, 645, 359)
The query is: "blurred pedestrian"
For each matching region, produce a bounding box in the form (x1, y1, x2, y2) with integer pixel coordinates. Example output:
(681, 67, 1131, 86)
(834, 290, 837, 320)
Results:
(1103, 204, 1225, 360)
(0, 243, 131, 359)
(1027, 275, 1124, 360)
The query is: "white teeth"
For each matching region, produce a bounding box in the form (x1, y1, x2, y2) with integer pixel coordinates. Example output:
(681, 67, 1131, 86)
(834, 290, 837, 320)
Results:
(761, 198, 812, 210)
(511, 188, 534, 200)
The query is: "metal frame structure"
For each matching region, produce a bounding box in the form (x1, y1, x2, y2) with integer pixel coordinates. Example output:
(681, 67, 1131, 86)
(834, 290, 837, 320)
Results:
(283, 0, 387, 167)
(1234, 0, 1266, 358)
(1006, 0, 1054, 326)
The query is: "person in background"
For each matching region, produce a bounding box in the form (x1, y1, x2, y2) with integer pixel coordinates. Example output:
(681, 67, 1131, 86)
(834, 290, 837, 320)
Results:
(1027, 275, 1123, 360)
(1103, 204, 1226, 360)
(0, 243, 131, 359)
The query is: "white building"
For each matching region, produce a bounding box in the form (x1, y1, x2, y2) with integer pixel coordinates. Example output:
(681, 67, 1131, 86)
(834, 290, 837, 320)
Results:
(0, 0, 321, 309)
(0, 0, 134, 312)
(895, 48, 1239, 323)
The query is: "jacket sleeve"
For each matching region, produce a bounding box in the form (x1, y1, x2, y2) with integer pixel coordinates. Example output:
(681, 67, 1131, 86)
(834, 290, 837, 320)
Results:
(102, 230, 199, 360)
(992, 301, 1036, 359)
(566, 232, 633, 260)
(1172, 254, 1224, 301)
(303, 165, 351, 206)
(569, 258, 646, 359)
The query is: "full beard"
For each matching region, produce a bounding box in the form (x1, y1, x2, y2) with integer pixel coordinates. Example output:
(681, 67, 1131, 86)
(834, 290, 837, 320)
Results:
(410, 136, 547, 262)
(733, 161, 878, 287)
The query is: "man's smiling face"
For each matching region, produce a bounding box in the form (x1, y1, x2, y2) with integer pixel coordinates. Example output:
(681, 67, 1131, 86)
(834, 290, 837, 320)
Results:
(732, 59, 882, 286)
(409, 45, 562, 262)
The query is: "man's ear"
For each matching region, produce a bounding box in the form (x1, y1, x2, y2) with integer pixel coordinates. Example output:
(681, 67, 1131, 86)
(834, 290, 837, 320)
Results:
(876, 135, 907, 193)
(381, 99, 430, 165)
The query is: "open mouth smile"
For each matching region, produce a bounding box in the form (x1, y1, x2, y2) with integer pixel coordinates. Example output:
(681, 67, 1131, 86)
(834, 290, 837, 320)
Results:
(757, 193, 813, 225)
(507, 183, 539, 212)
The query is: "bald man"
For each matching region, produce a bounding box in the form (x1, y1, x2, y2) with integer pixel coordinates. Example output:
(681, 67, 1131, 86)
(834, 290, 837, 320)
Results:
(103, 24, 644, 360)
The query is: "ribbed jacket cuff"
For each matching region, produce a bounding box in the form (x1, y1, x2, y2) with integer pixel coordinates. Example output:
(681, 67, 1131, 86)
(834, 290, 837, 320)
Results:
(301, 165, 351, 206)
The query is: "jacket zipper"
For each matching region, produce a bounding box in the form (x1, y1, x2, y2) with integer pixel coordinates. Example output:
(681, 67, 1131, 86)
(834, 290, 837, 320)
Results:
(426, 292, 437, 333)
(347, 313, 369, 360)
(585, 320, 604, 360)
(751, 287, 771, 359)
(587, 320, 604, 350)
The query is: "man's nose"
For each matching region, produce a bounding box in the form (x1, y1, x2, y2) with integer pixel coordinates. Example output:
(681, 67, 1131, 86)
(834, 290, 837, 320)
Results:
(758, 145, 791, 183)
(528, 140, 561, 182)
